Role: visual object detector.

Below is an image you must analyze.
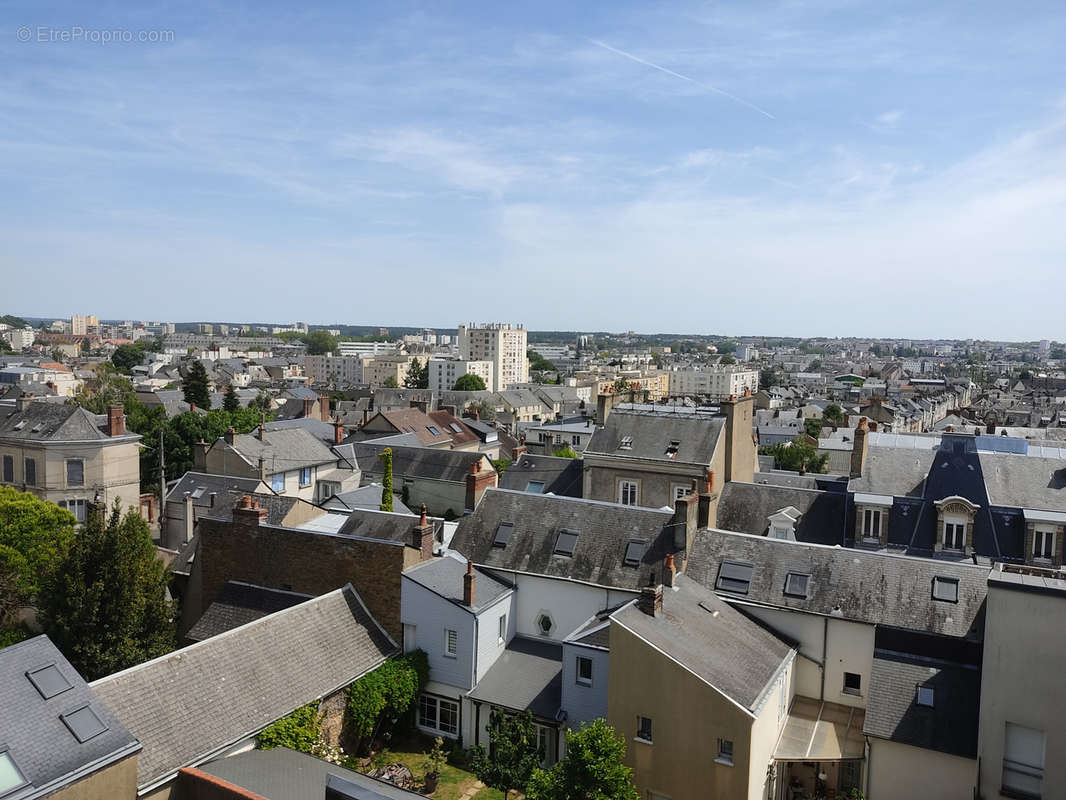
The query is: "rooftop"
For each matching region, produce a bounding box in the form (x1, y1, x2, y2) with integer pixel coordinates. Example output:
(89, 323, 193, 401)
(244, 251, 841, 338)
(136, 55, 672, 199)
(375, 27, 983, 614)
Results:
(466, 637, 562, 720)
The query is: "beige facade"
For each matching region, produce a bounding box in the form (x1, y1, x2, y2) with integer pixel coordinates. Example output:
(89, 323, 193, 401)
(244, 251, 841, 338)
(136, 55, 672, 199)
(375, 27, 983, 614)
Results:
(457, 322, 528, 390)
(867, 739, 975, 800)
(428, 358, 494, 393)
(51, 753, 139, 800)
(363, 354, 414, 387)
(669, 366, 759, 400)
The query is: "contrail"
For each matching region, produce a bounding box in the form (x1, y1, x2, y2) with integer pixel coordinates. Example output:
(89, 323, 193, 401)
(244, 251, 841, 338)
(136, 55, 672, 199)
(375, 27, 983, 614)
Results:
(589, 38, 776, 120)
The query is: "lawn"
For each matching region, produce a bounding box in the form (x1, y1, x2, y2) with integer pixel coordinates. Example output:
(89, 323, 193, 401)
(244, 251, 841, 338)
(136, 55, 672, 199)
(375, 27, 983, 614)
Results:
(367, 733, 505, 800)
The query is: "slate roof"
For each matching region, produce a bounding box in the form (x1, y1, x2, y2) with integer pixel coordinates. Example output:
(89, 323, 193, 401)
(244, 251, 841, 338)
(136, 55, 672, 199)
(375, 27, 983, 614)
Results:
(585, 410, 724, 465)
(335, 508, 435, 542)
(221, 427, 338, 469)
(264, 417, 337, 444)
(466, 637, 562, 720)
(165, 472, 264, 508)
(91, 585, 397, 792)
(322, 485, 412, 515)
(685, 530, 988, 639)
(978, 452, 1066, 511)
(428, 409, 480, 447)
(351, 442, 487, 483)
(377, 408, 454, 447)
(185, 582, 313, 642)
(451, 489, 674, 591)
(716, 482, 847, 546)
(497, 454, 583, 497)
(199, 490, 304, 526)
(864, 653, 980, 758)
(848, 447, 935, 498)
(565, 614, 612, 650)
(0, 402, 139, 442)
(404, 555, 512, 612)
(612, 575, 794, 713)
(0, 636, 140, 799)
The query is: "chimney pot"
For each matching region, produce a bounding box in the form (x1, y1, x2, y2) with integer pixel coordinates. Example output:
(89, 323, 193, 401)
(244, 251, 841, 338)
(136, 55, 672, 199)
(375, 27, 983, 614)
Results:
(420, 503, 428, 526)
(664, 553, 676, 588)
(333, 419, 344, 445)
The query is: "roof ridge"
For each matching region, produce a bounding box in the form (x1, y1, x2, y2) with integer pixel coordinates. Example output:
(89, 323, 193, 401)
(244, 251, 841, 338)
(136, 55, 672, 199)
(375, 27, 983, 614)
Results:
(482, 486, 674, 515)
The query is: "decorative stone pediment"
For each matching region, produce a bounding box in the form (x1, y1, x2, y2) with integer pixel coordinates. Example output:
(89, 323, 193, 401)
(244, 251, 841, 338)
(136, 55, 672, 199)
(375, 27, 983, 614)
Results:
(933, 496, 980, 517)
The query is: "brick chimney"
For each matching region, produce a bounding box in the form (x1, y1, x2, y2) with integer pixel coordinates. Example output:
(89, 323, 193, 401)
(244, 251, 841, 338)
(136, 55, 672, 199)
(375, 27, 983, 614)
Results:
(411, 504, 435, 561)
(663, 553, 676, 588)
(720, 390, 756, 484)
(463, 560, 476, 607)
(672, 493, 698, 551)
(107, 404, 125, 436)
(511, 442, 527, 460)
(233, 495, 268, 528)
(637, 576, 663, 617)
(333, 419, 344, 445)
(303, 396, 314, 418)
(851, 417, 869, 478)
(320, 396, 331, 422)
(465, 460, 498, 511)
(224, 427, 236, 446)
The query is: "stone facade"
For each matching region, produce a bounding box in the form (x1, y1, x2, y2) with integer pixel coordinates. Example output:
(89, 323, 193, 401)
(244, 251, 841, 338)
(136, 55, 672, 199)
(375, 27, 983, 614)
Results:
(1024, 521, 1064, 567)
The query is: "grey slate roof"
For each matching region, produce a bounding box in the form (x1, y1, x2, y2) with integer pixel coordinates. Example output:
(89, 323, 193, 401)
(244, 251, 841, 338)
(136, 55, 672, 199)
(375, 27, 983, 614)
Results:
(864, 653, 980, 758)
(165, 471, 264, 507)
(323, 485, 412, 515)
(185, 582, 313, 642)
(498, 454, 583, 497)
(451, 489, 675, 591)
(716, 482, 847, 546)
(612, 574, 793, 712)
(0, 635, 140, 799)
(91, 585, 397, 791)
(977, 452, 1066, 511)
(191, 747, 424, 800)
(0, 402, 139, 443)
(565, 614, 612, 650)
(351, 442, 486, 483)
(221, 427, 338, 469)
(585, 410, 724, 465)
(848, 447, 935, 497)
(404, 556, 512, 612)
(335, 508, 436, 542)
(466, 637, 562, 720)
(685, 530, 988, 639)
(199, 490, 305, 526)
(264, 417, 337, 444)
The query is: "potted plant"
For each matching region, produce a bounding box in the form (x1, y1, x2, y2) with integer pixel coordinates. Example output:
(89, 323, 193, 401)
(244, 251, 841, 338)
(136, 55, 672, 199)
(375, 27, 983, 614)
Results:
(424, 737, 445, 794)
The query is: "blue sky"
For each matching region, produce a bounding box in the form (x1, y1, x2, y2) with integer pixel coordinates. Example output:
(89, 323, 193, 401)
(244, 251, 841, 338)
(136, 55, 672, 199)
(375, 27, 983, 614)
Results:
(2, 0, 1066, 338)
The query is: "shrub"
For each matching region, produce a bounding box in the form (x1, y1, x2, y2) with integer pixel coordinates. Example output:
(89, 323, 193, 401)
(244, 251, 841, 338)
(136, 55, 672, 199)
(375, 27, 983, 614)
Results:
(258, 702, 321, 752)
(346, 651, 429, 743)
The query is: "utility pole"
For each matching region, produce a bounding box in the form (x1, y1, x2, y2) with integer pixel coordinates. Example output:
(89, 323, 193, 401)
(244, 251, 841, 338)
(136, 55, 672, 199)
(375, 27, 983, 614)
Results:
(158, 427, 166, 543)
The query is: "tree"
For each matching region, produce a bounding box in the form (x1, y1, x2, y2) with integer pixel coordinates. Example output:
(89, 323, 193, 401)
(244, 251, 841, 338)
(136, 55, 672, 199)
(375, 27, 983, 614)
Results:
(378, 448, 393, 512)
(466, 399, 496, 421)
(720, 354, 737, 365)
(383, 375, 399, 388)
(111, 343, 145, 374)
(39, 500, 176, 680)
(222, 384, 240, 412)
(824, 403, 844, 424)
(182, 359, 211, 409)
(0, 487, 78, 627)
(528, 350, 555, 372)
(405, 358, 429, 389)
(804, 418, 823, 438)
(454, 373, 487, 391)
(470, 710, 543, 799)
(303, 330, 337, 355)
(759, 437, 829, 474)
(552, 445, 578, 459)
(759, 367, 780, 389)
(249, 390, 273, 413)
(526, 719, 638, 800)
(613, 377, 630, 393)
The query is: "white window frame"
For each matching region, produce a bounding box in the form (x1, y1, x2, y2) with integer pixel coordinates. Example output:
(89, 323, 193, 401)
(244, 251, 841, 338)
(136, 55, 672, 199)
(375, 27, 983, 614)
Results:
(1003, 722, 1045, 798)
(672, 484, 692, 502)
(443, 628, 458, 658)
(298, 466, 312, 487)
(58, 499, 87, 523)
(943, 516, 967, 551)
(418, 694, 459, 738)
(862, 508, 882, 542)
(271, 473, 285, 493)
(619, 479, 640, 507)
(576, 655, 593, 687)
(1033, 526, 1056, 563)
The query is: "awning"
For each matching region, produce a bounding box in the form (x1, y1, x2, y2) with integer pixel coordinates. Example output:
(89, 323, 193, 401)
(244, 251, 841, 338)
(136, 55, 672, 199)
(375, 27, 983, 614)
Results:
(774, 697, 866, 762)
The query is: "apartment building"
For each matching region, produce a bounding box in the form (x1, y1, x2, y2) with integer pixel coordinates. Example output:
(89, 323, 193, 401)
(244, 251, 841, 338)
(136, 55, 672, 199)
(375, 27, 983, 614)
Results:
(457, 322, 528, 391)
(363, 354, 414, 387)
(303, 354, 366, 386)
(428, 358, 494, 393)
(669, 365, 759, 400)
(70, 314, 99, 336)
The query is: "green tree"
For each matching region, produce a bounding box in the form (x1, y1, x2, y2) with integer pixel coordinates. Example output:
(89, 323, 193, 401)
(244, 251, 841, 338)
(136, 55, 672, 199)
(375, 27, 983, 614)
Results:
(824, 403, 844, 425)
(378, 448, 393, 512)
(303, 330, 337, 355)
(613, 377, 630, 393)
(249, 390, 273, 413)
(182, 359, 211, 409)
(222, 384, 240, 412)
(470, 709, 543, 799)
(73, 362, 139, 413)
(720, 354, 737, 365)
(526, 719, 638, 800)
(552, 445, 578, 459)
(454, 373, 487, 391)
(528, 350, 555, 372)
(383, 375, 399, 388)
(804, 418, 824, 438)
(759, 437, 829, 474)
(465, 400, 496, 420)
(110, 343, 145, 374)
(405, 358, 429, 389)
(0, 487, 78, 626)
(759, 367, 780, 389)
(40, 500, 176, 680)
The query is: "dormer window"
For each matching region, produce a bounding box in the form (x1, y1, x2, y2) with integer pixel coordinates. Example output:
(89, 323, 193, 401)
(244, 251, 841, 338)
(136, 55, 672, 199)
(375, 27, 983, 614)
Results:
(665, 440, 680, 458)
(944, 520, 966, 551)
(934, 497, 979, 555)
(1033, 527, 1056, 563)
(623, 540, 645, 567)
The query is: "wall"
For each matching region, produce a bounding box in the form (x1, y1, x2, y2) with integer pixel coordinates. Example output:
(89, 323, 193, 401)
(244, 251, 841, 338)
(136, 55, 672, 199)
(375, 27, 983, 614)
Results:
(582, 455, 705, 510)
(868, 739, 975, 800)
(607, 621, 756, 800)
(748, 660, 794, 800)
(400, 577, 476, 690)
(473, 591, 516, 683)
(561, 640, 610, 728)
(49, 755, 139, 800)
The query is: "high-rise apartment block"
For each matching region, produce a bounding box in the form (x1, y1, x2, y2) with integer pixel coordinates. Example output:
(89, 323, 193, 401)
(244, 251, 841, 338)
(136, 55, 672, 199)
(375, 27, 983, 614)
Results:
(70, 314, 99, 335)
(457, 322, 528, 391)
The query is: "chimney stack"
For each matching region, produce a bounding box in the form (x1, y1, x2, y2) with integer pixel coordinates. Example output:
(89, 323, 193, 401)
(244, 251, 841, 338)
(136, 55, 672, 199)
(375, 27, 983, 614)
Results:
(637, 576, 663, 617)
(107, 404, 125, 436)
(465, 460, 498, 511)
(224, 426, 236, 446)
(720, 391, 756, 484)
(663, 553, 676, 588)
(258, 456, 268, 485)
(194, 439, 209, 471)
(851, 417, 869, 478)
(411, 504, 434, 561)
(320, 396, 331, 422)
(333, 419, 344, 445)
(463, 560, 476, 607)
(233, 495, 268, 528)
(303, 396, 314, 418)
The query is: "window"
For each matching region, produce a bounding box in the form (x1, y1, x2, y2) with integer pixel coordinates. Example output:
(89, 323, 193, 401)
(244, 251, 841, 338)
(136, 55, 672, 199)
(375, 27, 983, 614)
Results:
(298, 467, 311, 486)
(619, 436, 633, 450)
(1, 455, 11, 483)
(619, 480, 639, 506)
(576, 656, 593, 686)
(1033, 527, 1056, 562)
(665, 440, 680, 458)
(493, 522, 515, 548)
(943, 521, 966, 550)
(554, 529, 578, 557)
(444, 628, 458, 657)
(716, 738, 734, 765)
(636, 716, 653, 743)
(65, 459, 84, 487)
(498, 614, 507, 644)
(862, 508, 882, 541)
(715, 560, 753, 595)
(1003, 722, 1045, 798)
(673, 484, 692, 501)
(0, 750, 28, 796)
(418, 695, 459, 737)
(536, 613, 553, 635)
(623, 540, 645, 567)
(427, 426, 440, 436)
(932, 576, 959, 603)
(26, 663, 72, 699)
(60, 704, 109, 743)
(783, 571, 810, 599)
(524, 481, 545, 493)
(916, 685, 935, 707)
(58, 499, 87, 523)
(271, 473, 285, 492)
(571, 434, 581, 445)
(843, 672, 862, 696)
(23, 458, 35, 487)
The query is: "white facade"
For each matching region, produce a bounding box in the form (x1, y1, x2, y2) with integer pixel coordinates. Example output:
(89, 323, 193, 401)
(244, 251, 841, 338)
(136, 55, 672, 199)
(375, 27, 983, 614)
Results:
(457, 323, 528, 391)
(304, 355, 366, 386)
(428, 359, 494, 393)
(336, 340, 397, 357)
(669, 366, 758, 399)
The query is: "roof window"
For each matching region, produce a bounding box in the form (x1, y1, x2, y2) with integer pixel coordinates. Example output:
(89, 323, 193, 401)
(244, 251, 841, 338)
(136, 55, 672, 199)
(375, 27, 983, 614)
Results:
(493, 522, 515, 548)
(449, 423, 463, 433)
(0, 751, 28, 796)
(554, 529, 579, 557)
(524, 481, 545, 493)
(932, 576, 959, 603)
(623, 540, 645, 567)
(190, 486, 206, 499)
(427, 426, 440, 436)
(26, 663, 73, 699)
(916, 685, 935, 707)
(783, 571, 810, 599)
(60, 704, 108, 743)
(619, 436, 633, 450)
(665, 440, 680, 458)
(715, 560, 753, 595)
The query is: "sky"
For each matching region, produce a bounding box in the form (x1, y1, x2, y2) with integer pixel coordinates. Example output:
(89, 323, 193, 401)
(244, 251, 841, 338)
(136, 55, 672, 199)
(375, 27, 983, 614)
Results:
(2, 1, 1066, 339)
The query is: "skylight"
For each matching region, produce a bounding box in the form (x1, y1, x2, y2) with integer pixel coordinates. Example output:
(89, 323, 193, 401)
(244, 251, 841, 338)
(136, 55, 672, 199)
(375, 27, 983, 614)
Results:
(554, 529, 579, 557)
(665, 440, 680, 458)
(12, 421, 25, 430)
(190, 486, 206, 499)
(26, 663, 72, 699)
(524, 481, 545, 493)
(619, 436, 633, 450)
(932, 576, 959, 603)
(715, 561, 754, 595)
(449, 423, 463, 433)
(783, 572, 810, 599)
(493, 522, 515, 548)
(0, 751, 27, 796)
(623, 540, 645, 567)
(916, 685, 935, 707)
(60, 704, 108, 743)
(427, 426, 441, 436)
